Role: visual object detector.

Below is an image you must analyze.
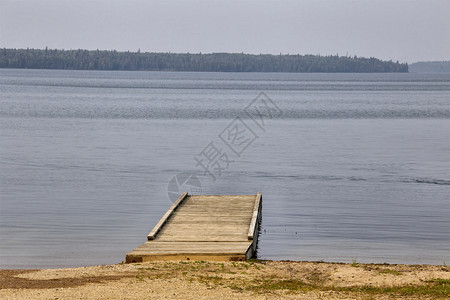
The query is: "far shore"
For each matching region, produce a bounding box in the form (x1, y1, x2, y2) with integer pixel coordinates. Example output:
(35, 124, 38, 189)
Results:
(1, 260, 449, 299)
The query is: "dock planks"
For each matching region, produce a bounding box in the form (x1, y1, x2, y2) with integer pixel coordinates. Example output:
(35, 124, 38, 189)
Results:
(126, 192, 262, 262)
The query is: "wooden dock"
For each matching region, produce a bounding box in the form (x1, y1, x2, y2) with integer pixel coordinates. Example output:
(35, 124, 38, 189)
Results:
(126, 192, 262, 262)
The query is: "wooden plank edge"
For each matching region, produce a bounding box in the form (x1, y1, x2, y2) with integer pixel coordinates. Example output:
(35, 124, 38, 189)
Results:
(126, 253, 248, 263)
(247, 192, 262, 240)
(147, 192, 188, 240)
(245, 240, 255, 260)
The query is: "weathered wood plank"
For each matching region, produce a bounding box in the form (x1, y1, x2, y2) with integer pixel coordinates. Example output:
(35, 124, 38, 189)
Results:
(147, 192, 188, 240)
(186, 195, 256, 200)
(129, 242, 252, 253)
(131, 241, 252, 248)
(165, 216, 251, 222)
(165, 220, 251, 224)
(162, 223, 250, 229)
(175, 206, 253, 212)
(126, 254, 248, 263)
(160, 230, 249, 236)
(154, 236, 248, 242)
(248, 192, 262, 240)
(172, 212, 252, 217)
(182, 199, 254, 205)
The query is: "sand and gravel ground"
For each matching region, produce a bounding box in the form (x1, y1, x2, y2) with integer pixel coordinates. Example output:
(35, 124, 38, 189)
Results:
(1, 260, 449, 299)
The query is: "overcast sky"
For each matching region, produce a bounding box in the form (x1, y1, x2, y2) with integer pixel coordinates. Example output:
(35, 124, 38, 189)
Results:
(1, 0, 449, 63)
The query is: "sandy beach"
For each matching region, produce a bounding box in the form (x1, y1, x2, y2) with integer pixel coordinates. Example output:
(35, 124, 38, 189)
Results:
(1, 260, 449, 299)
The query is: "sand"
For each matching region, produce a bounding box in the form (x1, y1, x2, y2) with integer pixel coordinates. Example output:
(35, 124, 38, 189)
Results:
(1, 260, 449, 299)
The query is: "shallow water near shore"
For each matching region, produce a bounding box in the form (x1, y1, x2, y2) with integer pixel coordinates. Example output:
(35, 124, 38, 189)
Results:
(0, 69, 449, 268)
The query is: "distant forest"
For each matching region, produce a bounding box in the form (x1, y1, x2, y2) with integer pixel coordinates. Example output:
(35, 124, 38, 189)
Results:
(409, 61, 450, 73)
(0, 48, 408, 73)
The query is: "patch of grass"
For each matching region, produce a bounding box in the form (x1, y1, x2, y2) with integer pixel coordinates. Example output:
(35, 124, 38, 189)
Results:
(247, 258, 266, 264)
(305, 271, 327, 285)
(154, 274, 166, 279)
(336, 279, 450, 297)
(197, 275, 224, 286)
(247, 279, 316, 293)
(229, 284, 243, 291)
(426, 278, 450, 285)
(129, 261, 449, 298)
(238, 277, 450, 297)
(194, 260, 207, 264)
(377, 268, 402, 276)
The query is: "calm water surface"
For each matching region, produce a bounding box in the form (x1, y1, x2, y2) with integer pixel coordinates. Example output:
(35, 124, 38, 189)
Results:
(1, 69, 449, 268)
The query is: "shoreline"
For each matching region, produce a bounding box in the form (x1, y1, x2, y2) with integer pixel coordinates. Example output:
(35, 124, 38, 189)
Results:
(2, 259, 448, 271)
(1, 260, 449, 299)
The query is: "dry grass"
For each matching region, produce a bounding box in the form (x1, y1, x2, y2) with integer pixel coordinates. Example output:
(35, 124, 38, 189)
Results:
(1, 260, 449, 299)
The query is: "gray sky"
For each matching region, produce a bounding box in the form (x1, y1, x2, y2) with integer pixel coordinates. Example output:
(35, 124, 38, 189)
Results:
(1, 0, 449, 63)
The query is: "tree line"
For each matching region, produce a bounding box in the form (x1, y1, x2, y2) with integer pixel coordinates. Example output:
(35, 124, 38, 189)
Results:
(409, 61, 450, 73)
(0, 48, 408, 72)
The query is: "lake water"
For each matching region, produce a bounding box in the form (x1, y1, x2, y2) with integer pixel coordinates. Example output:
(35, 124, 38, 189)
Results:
(0, 69, 449, 269)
